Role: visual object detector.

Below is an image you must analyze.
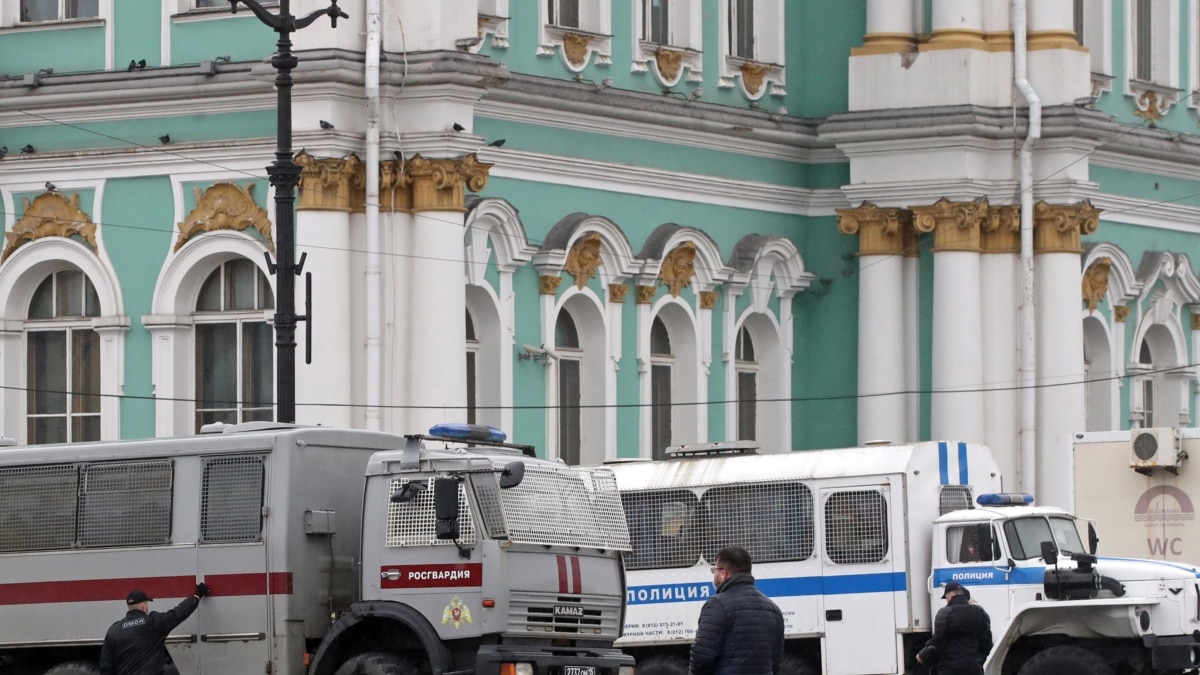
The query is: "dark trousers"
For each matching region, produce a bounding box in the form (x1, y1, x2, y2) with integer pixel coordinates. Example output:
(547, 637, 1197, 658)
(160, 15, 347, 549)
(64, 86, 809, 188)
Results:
(936, 665, 984, 675)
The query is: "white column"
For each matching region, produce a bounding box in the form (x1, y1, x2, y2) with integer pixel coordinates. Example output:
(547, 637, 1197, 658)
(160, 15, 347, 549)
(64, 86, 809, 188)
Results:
(94, 318, 129, 440)
(296, 210, 354, 428)
(838, 205, 912, 443)
(1028, 0, 1075, 33)
(1035, 251, 1085, 509)
(386, 211, 415, 433)
(981, 0, 1010, 35)
(865, 0, 917, 50)
(913, 200, 989, 443)
(981, 252, 1019, 485)
(408, 210, 469, 431)
(932, 0, 984, 38)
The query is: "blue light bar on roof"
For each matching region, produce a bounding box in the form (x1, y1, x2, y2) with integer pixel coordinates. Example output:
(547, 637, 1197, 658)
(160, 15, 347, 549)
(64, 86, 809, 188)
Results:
(428, 423, 507, 443)
(976, 492, 1035, 506)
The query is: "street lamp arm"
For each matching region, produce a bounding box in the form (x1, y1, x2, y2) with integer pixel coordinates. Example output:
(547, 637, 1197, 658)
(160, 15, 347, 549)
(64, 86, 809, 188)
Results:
(227, 0, 284, 30)
(295, 2, 350, 30)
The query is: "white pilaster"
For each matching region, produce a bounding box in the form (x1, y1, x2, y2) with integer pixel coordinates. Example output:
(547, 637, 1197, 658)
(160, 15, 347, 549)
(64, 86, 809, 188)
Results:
(981, 253, 1019, 484)
(1028, 0, 1075, 32)
(143, 316, 192, 438)
(859, 254, 907, 443)
(296, 210, 353, 428)
(0, 322, 23, 441)
(94, 317, 130, 441)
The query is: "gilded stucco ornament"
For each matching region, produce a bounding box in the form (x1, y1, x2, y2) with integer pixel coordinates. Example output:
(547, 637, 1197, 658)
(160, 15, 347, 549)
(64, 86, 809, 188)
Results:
(3, 192, 97, 263)
(655, 46, 684, 82)
(636, 285, 656, 304)
(740, 62, 768, 96)
(659, 241, 697, 297)
(1081, 257, 1113, 313)
(911, 197, 989, 252)
(1133, 89, 1168, 123)
(1032, 200, 1100, 253)
(175, 182, 273, 253)
(565, 232, 603, 289)
(402, 153, 492, 213)
(982, 204, 1021, 253)
(296, 150, 362, 212)
(1114, 305, 1130, 323)
(563, 32, 592, 67)
(699, 290, 718, 310)
(609, 284, 629, 303)
(836, 201, 914, 256)
(1192, 313, 1200, 331)
(539, 274, 562, 295)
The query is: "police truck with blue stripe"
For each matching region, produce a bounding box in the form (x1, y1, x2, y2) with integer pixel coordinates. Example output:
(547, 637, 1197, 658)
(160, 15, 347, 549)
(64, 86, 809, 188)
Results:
(607, 440, 1200, 675)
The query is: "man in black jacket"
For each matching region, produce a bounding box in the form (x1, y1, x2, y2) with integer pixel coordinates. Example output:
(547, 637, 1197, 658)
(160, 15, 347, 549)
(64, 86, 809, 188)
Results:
(99, 583, 210, 675)
(689, 546, 785, 675)
(916, 582, 992, 675)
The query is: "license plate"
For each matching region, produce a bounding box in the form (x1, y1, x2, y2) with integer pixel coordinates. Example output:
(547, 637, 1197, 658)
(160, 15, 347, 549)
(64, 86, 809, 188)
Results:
(564, 667, 596, 675)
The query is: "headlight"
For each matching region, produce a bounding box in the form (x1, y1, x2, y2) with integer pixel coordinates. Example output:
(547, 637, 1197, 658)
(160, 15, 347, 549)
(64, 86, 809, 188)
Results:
(515, 664, 534, 675)
(619, 666, 635, 675)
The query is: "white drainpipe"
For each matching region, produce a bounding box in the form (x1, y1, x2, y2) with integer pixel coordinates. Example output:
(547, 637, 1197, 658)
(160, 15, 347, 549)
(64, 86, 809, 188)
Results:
(1013, 0, 1040, 494)
(365, 0, 382, 430)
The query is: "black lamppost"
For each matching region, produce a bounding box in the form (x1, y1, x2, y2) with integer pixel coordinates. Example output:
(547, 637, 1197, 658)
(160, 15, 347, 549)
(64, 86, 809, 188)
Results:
(229, 0, 347, 423)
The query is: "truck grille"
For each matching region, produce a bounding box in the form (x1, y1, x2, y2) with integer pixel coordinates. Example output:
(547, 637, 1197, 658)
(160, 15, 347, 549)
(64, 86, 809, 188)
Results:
(508, 591, 622, 638)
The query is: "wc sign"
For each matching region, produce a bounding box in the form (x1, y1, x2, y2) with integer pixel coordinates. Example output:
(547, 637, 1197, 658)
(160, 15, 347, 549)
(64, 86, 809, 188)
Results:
(1134, 485, 1195, 559)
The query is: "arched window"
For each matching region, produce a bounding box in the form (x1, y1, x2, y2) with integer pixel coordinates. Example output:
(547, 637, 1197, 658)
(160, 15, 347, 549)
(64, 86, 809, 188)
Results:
(194, 259, 274, 430)
(1139, 338, 1155, 428)
(651, 316, 673, 459)
(556, 311, 583, 464)
(26, 268, 100, 444)
(466, 308, 479, 425)
(735, 325, 757, 440)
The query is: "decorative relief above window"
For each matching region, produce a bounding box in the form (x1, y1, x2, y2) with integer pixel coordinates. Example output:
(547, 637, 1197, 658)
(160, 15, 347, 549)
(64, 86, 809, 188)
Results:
(1126, 0, 1180, 119)
(3, 192, 97, 263)
(539, 0, 613, 71)
(176, 183, 273, 253)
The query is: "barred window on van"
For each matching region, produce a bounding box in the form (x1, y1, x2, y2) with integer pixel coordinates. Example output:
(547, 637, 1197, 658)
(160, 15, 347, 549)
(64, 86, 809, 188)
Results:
(78, 460, 172, 547)
(939, 485, 974, 515)
(0, 464, 78, 552)
(201, 456, 265, 543)
(703, 482, 815, 565)
(824, 490, 888, 565)
(621, 489, 702, 570)
(386, 477, 476, 547)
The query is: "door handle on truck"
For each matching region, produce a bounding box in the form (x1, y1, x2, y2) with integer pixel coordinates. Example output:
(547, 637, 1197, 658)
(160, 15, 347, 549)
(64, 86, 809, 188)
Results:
(826, 610, 842, 621)
(201, 633, 266, 642)
(382, 569, 400, 581)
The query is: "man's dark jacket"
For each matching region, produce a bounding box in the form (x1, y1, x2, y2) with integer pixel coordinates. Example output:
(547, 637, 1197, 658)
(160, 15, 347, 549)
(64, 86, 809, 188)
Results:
(916, 594, 993, 673)
(689, 574, 785, 675)
(99, 596, 200, 675)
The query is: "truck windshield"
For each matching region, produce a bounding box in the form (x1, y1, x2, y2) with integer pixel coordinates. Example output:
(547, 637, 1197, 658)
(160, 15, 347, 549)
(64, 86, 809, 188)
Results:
(1003, 516, 1086, 560)
(473, 463, 632, 551)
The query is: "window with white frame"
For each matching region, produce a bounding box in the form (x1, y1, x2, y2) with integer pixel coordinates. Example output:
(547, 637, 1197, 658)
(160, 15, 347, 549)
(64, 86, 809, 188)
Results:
(556, 311, 583, 464)
(1138, 339, 1156, 428)
(650, 316, 673, 460)
(1134, 0, 1153, 81)
(20, 0, 98, 22)
(643, 0, 668, 44)
(548, 0, 580, 28)
(719, 0, 784, 96)
(25, 268, 100, 444)
(633, 0, 703, 82)
(729, 0, 753, 59)
(539, 0, 612, 70)
(193, 259, 274, 431)
(466, 309, 479, 425)
(735, 325, 757, 441)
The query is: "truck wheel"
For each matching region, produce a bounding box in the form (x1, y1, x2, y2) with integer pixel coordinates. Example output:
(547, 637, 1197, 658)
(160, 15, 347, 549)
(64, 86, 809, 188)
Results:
(1017, 645, 1114, 675)
(781, 655, 817, 675)
(634, 655, 688, 675)
(43, 663, 101, 675)
(334, 652, 420, 675)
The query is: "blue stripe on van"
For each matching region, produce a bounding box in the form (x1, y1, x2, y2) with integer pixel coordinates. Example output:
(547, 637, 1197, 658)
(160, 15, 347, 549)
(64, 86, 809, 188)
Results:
(939, 441, 949, 485)
(958, 442, 969, 485)
(931, 566, 1044, 589)
(626, 572, 907, 605)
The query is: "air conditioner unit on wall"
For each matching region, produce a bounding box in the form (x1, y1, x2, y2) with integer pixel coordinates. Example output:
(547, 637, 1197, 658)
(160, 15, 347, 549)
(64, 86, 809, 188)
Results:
(1130, 427, 1182, 470)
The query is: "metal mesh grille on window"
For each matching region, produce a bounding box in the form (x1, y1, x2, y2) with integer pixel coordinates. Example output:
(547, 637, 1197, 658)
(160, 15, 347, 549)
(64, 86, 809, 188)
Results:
(824, 490, 888, 565)
(469, 474, 508, 539)
(78, 460, 173, 548)
(622, 489, 702, 569)
(938, 485, 974, 515)
(201, 456, 264, 543)
(499, 464, 631, 550)
(702, 482, 815, 565)
(0, 464, 78, 552)
(386, 478, 476, 547)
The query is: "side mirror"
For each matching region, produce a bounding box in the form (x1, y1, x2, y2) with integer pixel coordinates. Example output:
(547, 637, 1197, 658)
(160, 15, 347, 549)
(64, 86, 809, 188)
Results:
(1040, 540, 1058, 566)
(434, 477, 461, 540)
(498, 461, 525, 489)
(390, 481, 427, 503)
(1088, 522, 1099, 555)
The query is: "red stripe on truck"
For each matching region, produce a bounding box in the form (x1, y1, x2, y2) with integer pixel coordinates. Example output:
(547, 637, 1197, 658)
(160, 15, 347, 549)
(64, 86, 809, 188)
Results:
(0, 573, 293, 606)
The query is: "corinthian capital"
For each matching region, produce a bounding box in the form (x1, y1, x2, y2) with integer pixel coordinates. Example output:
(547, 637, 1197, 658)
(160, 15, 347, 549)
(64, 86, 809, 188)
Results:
(910, 197, 989, 253)
(836, 202, 915, 256)
(1033, 200, 1101, 253)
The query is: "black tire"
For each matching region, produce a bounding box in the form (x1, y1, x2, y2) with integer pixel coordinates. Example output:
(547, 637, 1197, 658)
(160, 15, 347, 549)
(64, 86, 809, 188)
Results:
(333, 652, 421, 675)
(1016, 645, 1114, 675)
(43, 662, 102, 675)
(633, 654, 689, 675)
(780, 654, 818, 675)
